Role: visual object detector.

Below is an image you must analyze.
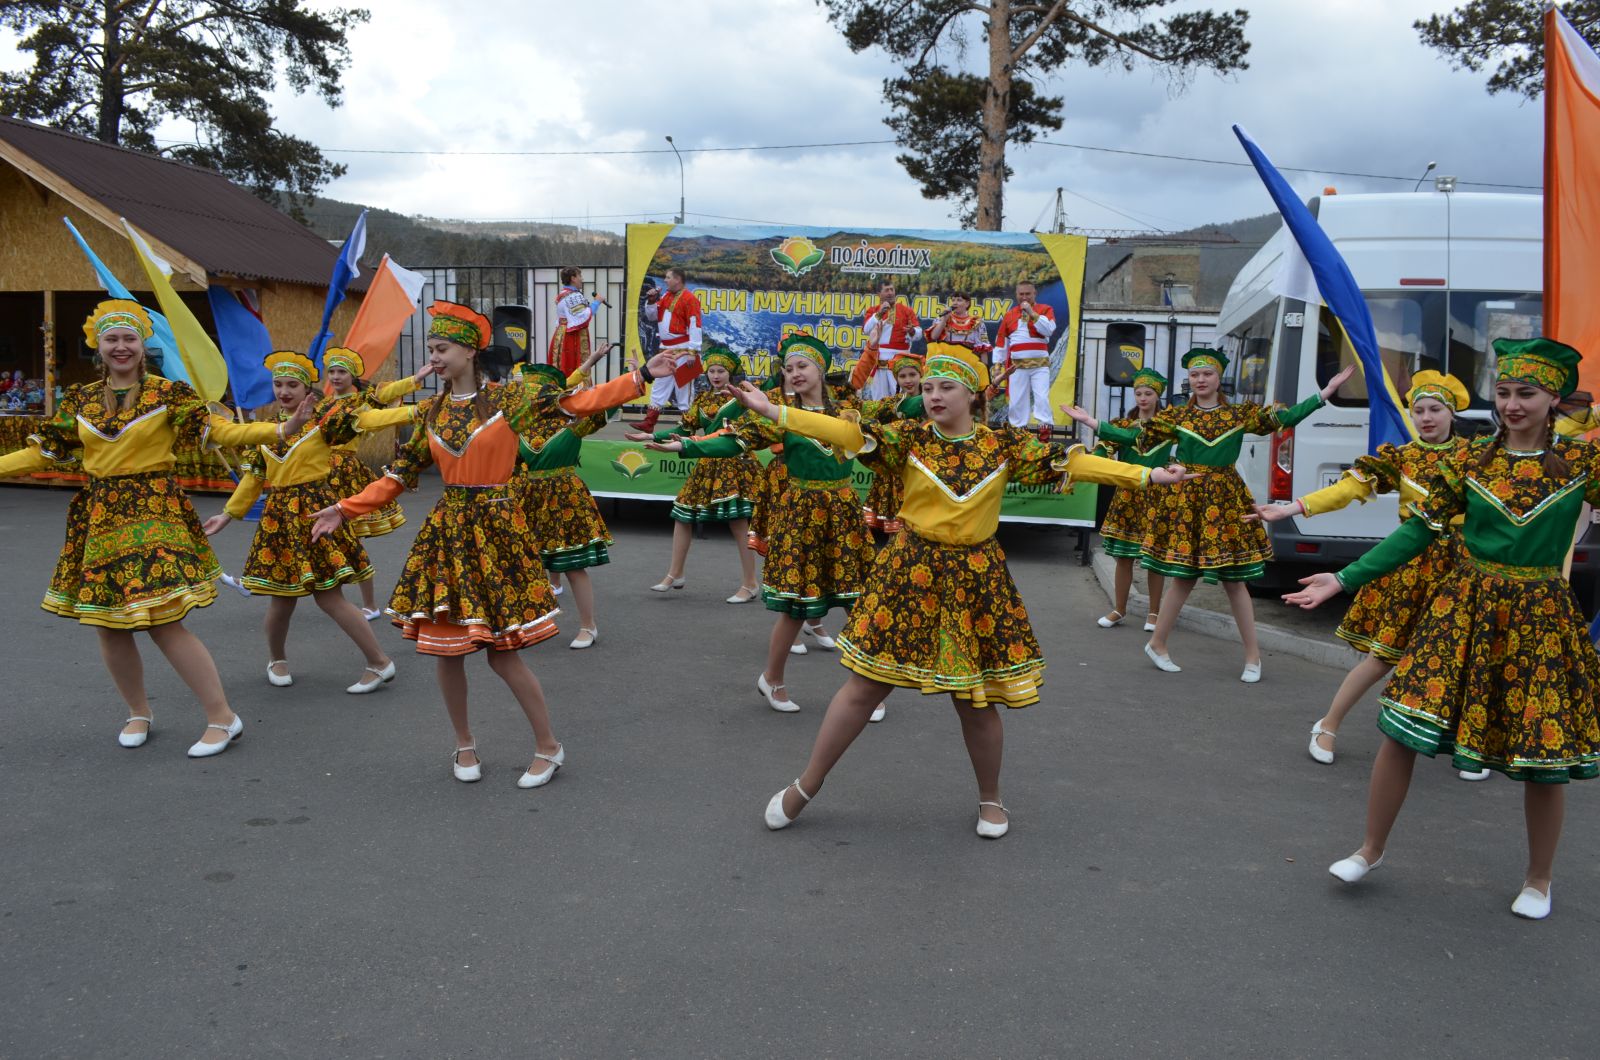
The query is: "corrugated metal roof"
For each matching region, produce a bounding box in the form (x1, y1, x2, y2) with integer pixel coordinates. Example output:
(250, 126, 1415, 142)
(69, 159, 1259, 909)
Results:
(0, 116, 361, 289)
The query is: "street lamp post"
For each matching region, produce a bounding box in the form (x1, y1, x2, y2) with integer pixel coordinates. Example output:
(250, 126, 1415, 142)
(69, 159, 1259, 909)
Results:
(665, 135, 685, 224)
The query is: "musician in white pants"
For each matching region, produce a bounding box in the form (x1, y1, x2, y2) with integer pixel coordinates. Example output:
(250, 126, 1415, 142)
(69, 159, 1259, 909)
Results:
(993, 281, 1057, 434)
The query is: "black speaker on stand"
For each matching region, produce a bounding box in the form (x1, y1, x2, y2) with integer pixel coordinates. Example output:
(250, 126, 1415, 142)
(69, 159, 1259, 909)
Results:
(481, 304, 533, 381)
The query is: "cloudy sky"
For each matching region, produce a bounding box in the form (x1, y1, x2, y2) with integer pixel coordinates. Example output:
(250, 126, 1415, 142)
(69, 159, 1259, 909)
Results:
(7, 0, 1553, 233)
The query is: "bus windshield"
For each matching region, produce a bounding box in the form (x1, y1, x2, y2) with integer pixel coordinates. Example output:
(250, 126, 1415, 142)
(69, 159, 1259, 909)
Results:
(1316, 290, 1542, 412)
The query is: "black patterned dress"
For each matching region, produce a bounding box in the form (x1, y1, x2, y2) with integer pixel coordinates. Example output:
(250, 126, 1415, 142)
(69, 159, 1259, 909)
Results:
(1297, 437, 1468, 661)
(0, 378, 283, 628)
(653, 391, 758, 523)
(1336, 436, 1600, 781)
(859, 392, 924, 532)
(323, 377, 419, 538)
(1090, 414, 1175, 560)
(770, 407, 1151, 708)
(513, 398, 613, 573)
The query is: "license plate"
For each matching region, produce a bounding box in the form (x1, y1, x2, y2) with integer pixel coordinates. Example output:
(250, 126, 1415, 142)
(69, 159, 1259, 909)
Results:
(1320, 471, 1343, 488)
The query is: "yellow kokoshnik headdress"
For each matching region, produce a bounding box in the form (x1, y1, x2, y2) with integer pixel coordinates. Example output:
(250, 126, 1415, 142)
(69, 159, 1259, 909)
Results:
(702, 345, 742, 376)
(923, 342, 989, 393)
(427, 300, 493, 351)
(83, 299, 155, 345)
(265, 350, 319, 386)
(1494, 337, 1582, 398)
(779, 333, 832, 373)
(324, 346, 366, 378)
(1131, 367, 1168, 392)
(1406, 370, 1470, 412)
(1181, 348, 1229, 373)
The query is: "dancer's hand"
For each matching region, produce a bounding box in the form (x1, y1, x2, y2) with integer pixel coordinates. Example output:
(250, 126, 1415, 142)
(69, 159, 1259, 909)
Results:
(412, 363, 436, 385)
(1150, 464, 1203, 486)
(1320, 364, 1356, 400)
(726, 381, 777, 419)
(1060, 404, 1096, 428)
(201, 513, 231, 537)
(281, 395, 317, 437)
(1283, 572, 1343, 609)
(1245, 501, 1303, 523)
(622, 430, 655, 442)
(309, 504, 346, 541)
(644, 351, 677, 379)
(644, 439, 684, 453)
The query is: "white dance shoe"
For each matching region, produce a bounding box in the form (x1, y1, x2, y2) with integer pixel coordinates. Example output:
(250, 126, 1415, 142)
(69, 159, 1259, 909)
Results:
(976, 802, 1009, 839)
(360, 607, 383, 621)
(1144, 643, 1182, 673)
(649, 576, 685, 593)
(452, 746, 482, 783)
(726, 585, 759, 604)
(764, 779, 813, 830)
(789, 642, 808, 655)
(518, 744, 565, 789)
(346, 660, 396, 694)
(869, 703, 886, 723)
(1308, 722, 1336, 765)
(219, 573, 252, 597)
(187, 714, 243, 758)
(118, 713, 153, 749)
(1143, 613, 1159, 632)
(802, 623, 837, 650)
(1458, 768, 1492, 782)
(1240, 660, 1262, 683)
(569, 627, 598, 650)
(757, 673, 800, 713)
(266, 660, 293, 687)
(1511, 884, 1552, 920)
(1096, 609, 1124, 628)
(1328, 852, 1382, 883)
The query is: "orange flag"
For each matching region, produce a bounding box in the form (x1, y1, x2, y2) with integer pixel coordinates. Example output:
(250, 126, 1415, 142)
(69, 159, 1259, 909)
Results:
(1545, 9, 1600, 397)
(342, 254, 426, 378)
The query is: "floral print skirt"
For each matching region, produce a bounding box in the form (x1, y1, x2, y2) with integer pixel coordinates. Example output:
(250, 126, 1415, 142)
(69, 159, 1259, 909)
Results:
(1336, 531, 1456, 661)
(862, 468, 904, 533)
(516, 468, 611, 572)
(1140, 466, 1269, 581)
(389, 484, 560, 656)
(43, 470, 221, 629)
(760, 479, 871, 618)
(839, 530, 1043, 709)
(748, 457, 787, 556)
(1377, 553, 1600, 782)
(242, 480, 373, 597)
(672, 454, 758, 524)
(1100, 483, 1161, 560)
(326, 449, 405, 538)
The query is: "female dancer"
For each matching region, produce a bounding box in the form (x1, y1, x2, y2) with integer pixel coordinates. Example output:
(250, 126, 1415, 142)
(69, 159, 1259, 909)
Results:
(311, 302, 674, 786)
(730, 343, 1190, 836)
(0, 300, 313, 756)
(861, 354, 924, 533)
(647, 334, 870, 712)
(1246, 371, 1479, 772)
(1110, 349, 1352, 681)
(322, 346, 432, 619)
(202, 351, 416, 692)
(509, 356, 622, 650)
(626, 345, 760, 602)
(1286, 337, 1600, 920)
(1064, 367, 1172, 631)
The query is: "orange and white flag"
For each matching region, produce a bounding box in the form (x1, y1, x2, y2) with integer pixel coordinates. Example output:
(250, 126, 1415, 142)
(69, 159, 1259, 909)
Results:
(1545, 9, 1600, 396)
(342, 254, 426, 378)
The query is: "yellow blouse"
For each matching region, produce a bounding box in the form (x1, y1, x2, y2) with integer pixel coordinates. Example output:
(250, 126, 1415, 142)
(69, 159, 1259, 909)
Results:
(0, 377, 282, 480)
(224, 403, 418, 517)
(330, 376, 421, 453)
(777, 405, 1149, 546)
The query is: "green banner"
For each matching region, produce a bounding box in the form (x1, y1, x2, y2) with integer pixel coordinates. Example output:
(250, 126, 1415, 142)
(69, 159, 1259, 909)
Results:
(575, 439, 1098, 527)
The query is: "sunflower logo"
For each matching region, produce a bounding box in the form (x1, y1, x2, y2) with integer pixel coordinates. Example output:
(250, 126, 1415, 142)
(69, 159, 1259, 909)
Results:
(612, 449, 653, 479)
(770, 236, 825, 277)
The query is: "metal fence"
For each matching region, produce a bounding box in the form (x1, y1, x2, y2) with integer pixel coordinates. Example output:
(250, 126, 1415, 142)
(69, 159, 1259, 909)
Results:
(393, 265, 629, 396)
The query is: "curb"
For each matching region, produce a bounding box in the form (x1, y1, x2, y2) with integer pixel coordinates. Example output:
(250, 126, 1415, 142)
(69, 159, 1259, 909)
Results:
(1089, 549, 1355, 670)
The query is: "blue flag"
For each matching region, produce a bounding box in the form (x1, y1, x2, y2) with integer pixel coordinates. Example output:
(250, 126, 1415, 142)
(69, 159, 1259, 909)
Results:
(63, 218, 190, 387)
(1232, 126, 1412, 453)
(206, 286, 275, 408)
(308, 209, 368, 368)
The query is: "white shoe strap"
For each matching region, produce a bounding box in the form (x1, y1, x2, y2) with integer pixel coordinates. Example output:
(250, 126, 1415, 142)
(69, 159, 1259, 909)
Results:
(979, 801, 1008, 812)
(792, 779, 813, 802)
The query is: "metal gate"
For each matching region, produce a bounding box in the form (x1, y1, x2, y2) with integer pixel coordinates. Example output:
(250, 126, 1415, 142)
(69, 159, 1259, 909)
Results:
(393, 266, 629, 394)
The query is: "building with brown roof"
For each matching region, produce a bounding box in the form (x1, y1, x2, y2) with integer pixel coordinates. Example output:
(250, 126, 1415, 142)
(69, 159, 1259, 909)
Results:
(0, 116, 364, 413)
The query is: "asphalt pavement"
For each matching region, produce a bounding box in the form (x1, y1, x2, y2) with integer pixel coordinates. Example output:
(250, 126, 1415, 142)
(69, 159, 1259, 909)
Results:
(1, 475, 1595, 1059)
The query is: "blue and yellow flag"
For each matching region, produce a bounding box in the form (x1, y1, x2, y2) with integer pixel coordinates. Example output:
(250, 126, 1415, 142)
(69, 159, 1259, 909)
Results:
(1233, 126, 1413, 453)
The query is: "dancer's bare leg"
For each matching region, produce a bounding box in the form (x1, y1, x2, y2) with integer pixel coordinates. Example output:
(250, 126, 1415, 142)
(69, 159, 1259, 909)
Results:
(146, 622, 236, 744)
(98, 628, 150, 736)
(763, 614, 805, 706)
(1352, 737, 1418, 864)
(1146, 571, 1165, 623)
(264, 595, 295, 675)
(484, 650, 560, 763)
(1147, 576, 1196, 655)
(955, 699, 1005, 824)
(781, 674, 891, 817)
(565, 568, 596, 631)
(1220, 580, 1261, 666)
(1314, 654, 1393, 755)
(667, 522, 693, 580)
(1524, 784, 1566, 894)
(728, 518, 757, 588)
(438, 654, 474, 766)
(312, 587, 391, 683)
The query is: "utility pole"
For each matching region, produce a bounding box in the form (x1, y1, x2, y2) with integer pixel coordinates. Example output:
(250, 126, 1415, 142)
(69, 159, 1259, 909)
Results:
(665, 135, 685, 224)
